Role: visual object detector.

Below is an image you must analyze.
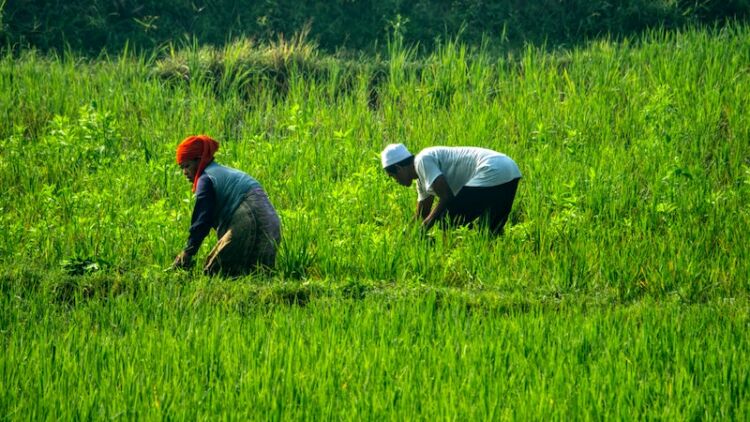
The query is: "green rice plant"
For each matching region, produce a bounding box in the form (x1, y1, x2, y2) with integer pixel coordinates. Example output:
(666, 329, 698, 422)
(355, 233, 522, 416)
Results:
(1, 284, 748, 419)
(1, 23, 750, 418)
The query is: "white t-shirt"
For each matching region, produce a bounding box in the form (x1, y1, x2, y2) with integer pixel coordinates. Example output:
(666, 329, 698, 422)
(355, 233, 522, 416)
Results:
(415, 146, 521, 201)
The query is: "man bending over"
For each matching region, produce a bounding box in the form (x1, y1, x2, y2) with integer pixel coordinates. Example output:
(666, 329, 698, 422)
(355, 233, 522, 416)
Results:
(381, 143, 521, 235)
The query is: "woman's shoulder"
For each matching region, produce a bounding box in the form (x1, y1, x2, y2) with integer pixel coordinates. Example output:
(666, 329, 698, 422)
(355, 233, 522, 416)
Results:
(195, 173, 214, 194)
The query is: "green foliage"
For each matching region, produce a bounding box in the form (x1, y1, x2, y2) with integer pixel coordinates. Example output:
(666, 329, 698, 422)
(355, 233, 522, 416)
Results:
(3, 0, 750, 55)
(1, 24, 750, 418)
(60, 255, 111, 276)
(2, 24, 749, 295)
(1, 278, 749, 418)
(152, 34, 383, 104)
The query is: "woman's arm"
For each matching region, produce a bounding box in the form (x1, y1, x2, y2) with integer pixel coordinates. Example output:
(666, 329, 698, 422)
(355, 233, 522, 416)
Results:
(173, 176, 215, 268)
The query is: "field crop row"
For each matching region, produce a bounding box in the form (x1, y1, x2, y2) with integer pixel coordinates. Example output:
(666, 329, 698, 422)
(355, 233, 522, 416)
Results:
(1, 24, 749, 418)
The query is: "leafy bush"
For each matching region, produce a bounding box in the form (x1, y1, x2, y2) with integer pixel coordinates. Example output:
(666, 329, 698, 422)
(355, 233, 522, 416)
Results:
(3, 0, 750, 55)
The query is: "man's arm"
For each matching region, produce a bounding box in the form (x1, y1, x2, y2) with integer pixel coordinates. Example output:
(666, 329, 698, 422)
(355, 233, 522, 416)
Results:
(416, 196, 434, 221)
(422, 175, 454, 230)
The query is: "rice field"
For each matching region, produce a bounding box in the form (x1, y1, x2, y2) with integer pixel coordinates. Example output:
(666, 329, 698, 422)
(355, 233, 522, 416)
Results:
(1, 25, 749, 419)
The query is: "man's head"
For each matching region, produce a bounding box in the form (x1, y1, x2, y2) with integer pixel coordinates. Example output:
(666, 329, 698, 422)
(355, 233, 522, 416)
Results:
(381, 143, 415, 187)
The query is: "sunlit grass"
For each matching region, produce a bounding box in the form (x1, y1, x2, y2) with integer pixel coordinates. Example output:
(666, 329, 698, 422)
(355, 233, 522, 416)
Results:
(1, 24, 749, 418)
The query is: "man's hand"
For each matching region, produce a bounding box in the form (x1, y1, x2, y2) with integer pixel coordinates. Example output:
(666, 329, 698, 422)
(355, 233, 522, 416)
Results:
(171, 251, 194, 270)
(422, 175, 454, 230)
(416, 196, 434, 221)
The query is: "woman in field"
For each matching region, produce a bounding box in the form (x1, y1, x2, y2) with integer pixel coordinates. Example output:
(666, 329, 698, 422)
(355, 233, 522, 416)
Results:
(381, 143, 521, 235)
(171, 135, 281, 276)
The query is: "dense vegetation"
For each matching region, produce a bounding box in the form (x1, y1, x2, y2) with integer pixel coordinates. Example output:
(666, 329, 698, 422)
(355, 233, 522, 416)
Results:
(3, 0, 750, 54)
(1, 11, 749, 419)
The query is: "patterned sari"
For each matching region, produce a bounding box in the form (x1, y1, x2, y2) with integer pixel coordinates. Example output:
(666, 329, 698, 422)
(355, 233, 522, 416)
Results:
(204, 187, 281, 276)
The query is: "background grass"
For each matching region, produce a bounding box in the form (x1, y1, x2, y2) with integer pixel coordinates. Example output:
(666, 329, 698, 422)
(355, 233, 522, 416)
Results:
(4, 0, 750, 54)
(1, 24, 749, 418)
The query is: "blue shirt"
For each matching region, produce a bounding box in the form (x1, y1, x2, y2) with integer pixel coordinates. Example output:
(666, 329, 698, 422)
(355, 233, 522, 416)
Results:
(183, 162, 261, 257)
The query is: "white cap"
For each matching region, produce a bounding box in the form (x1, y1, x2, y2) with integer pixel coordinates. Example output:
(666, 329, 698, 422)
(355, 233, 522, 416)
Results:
(380, 143, 412, 168)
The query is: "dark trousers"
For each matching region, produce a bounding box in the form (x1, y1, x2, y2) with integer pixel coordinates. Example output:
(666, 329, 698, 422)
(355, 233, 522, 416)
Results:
(444, 177, 520, 235)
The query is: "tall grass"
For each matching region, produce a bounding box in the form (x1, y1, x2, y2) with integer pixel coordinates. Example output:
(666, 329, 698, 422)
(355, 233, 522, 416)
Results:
(1, 284, 748, 419)
(1, 24, 749, 418)
(2, 25, 747, 300)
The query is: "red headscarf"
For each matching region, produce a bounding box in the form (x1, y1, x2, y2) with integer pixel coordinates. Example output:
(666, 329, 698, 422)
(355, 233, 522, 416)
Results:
(176, 135, 219, 192)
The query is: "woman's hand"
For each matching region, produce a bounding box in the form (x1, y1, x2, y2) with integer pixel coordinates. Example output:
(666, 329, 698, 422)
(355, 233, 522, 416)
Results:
(171, 251, 194, 270)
